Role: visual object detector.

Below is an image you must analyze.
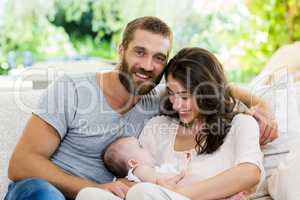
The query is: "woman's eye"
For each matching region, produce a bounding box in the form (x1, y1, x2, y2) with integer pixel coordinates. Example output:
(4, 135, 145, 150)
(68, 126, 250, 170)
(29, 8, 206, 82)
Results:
(181, 94, 190, 100)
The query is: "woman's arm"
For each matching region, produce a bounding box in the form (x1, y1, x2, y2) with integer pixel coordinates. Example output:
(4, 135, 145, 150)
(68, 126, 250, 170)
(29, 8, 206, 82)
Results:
(159, 114, 264, 199)
(175, 163, 261, 200)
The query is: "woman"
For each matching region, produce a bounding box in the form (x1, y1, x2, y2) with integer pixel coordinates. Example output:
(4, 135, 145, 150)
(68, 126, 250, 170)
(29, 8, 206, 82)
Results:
(76, 47, 264, 200)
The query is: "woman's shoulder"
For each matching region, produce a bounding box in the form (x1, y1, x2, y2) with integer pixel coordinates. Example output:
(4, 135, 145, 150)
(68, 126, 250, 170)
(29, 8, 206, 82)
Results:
(142, 115, 178, 138)
(139, 115, 177, 143)
(145, 115, 177, 126)
(229, 113, 260, 139)
(231, 113, 258, 126)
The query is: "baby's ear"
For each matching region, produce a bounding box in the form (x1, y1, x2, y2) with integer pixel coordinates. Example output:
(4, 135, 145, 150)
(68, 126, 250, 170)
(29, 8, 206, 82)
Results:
(128, 159, 138, 168)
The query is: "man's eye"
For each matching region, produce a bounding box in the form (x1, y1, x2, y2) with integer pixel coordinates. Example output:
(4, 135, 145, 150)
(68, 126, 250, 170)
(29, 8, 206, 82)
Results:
(136, 50, 144, 56)
(156, 56, 165, 62)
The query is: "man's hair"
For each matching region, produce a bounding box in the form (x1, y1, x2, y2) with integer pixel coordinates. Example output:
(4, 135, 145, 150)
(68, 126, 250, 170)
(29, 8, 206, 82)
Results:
(121, 16, 172, 50)
(102, 137, 130, 178)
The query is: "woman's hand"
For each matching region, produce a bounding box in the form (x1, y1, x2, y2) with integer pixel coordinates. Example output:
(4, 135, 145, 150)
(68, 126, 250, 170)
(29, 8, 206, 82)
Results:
(156, 171, 185, 191)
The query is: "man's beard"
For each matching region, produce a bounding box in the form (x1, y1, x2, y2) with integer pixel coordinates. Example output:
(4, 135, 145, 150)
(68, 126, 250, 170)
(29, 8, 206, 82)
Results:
(118, 57, 163, 95)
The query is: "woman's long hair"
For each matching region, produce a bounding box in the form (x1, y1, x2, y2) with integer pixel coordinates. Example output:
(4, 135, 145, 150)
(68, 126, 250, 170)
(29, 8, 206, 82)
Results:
(162, 47, 237, 154)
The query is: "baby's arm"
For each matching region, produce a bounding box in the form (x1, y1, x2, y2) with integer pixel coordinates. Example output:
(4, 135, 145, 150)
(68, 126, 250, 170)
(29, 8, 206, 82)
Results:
(133, 165, 158, 183)
(133, 165, 177, 183)
(136, 165, 204, 186)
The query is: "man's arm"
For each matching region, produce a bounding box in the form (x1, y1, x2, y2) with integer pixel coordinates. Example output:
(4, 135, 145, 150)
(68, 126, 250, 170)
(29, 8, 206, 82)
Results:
(230, 85, 278, 144)
(230, 85, 267, 109)
(8, 115, 128, 199)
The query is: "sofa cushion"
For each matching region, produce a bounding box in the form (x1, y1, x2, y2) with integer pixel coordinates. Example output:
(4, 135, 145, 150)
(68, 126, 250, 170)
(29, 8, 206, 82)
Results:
(248, 74, 300, 199)
(0, 89, 43, 199)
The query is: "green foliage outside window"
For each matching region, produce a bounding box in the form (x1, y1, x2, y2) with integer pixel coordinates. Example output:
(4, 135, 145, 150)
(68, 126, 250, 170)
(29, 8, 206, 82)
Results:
(0, 0, 299, 83)
(233, 0, 300, 82)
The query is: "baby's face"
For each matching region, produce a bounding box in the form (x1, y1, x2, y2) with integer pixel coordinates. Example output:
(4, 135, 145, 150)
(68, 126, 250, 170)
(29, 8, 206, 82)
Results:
(120, 137, 155, 167)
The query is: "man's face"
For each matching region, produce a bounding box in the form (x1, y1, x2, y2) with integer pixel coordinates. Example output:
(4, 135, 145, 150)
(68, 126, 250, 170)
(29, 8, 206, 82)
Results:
(118, 29, 171, 95)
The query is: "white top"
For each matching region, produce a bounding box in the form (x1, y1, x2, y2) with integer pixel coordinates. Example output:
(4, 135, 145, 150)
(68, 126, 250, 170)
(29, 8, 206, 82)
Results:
(139, 114, 264, 183)
(126, 163, 180, 183)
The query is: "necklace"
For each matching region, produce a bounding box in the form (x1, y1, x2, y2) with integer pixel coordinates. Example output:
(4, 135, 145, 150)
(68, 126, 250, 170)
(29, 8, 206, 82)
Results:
(179, 120, 194, 128)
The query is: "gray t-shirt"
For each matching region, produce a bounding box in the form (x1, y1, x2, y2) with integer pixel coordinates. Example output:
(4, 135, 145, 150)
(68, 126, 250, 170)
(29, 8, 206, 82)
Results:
(33, 73, 161, 183)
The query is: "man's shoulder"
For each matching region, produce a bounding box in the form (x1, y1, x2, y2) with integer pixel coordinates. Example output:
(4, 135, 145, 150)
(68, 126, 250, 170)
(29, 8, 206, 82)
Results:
(50, 72, 97, 90)
(60, 72, 96, 85)
(55, 73, 100, 97)
(138, 85, 163, 111)
(141, 84, 166, 101)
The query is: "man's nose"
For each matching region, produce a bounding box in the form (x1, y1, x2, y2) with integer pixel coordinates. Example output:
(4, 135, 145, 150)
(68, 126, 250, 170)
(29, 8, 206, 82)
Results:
(142, 56, 154, 71)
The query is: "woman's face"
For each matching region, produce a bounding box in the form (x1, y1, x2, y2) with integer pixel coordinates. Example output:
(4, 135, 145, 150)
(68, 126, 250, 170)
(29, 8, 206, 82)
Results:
(166, 75, 199, 124)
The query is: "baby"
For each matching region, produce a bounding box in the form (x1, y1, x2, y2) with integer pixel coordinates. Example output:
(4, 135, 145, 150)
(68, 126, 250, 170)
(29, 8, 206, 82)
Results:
(102, 136, 244, 200)
(102, 136, 190, 184)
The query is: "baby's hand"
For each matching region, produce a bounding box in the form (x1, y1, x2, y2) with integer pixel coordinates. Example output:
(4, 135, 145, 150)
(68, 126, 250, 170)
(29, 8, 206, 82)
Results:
(222, 192, 245, 200)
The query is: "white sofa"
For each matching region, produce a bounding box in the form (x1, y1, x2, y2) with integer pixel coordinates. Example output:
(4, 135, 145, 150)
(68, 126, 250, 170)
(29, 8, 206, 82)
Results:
(1, 81, 300, 200)
(0, 49, 300, 200)
(0, 89, 43, 199)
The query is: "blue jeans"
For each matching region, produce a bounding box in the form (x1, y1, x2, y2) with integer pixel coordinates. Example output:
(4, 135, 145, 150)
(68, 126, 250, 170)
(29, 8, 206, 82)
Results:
(4, 178, 71, 200)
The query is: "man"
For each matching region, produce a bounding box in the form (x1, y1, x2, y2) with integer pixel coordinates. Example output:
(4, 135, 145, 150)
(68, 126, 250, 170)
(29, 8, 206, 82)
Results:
(5, 16, 277, 200)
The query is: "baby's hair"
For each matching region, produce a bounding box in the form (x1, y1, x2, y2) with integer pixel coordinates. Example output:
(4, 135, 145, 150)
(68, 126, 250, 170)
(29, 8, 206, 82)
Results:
(102, 136, 131, 178)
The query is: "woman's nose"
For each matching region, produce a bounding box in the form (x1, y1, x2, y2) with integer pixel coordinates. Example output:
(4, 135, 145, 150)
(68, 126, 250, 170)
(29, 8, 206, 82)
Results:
(172, 97, 182, 111)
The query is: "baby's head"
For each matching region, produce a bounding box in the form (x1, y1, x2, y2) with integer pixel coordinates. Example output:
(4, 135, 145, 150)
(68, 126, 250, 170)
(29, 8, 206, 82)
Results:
(103, 136, 155, 178)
